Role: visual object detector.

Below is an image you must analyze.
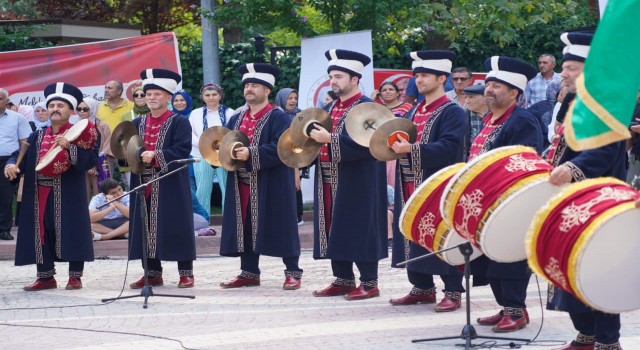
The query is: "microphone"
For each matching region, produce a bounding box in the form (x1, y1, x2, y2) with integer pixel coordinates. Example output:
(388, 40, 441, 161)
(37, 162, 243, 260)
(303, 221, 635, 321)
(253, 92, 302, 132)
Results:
(174, 158, 200, 164)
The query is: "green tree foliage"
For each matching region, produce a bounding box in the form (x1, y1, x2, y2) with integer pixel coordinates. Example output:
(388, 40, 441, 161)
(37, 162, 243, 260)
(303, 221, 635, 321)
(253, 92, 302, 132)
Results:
(206, 0, 315, 44)
(0, 0, 39, 19)
(201, 0, 596, 68)
(0, 24, 53, 52)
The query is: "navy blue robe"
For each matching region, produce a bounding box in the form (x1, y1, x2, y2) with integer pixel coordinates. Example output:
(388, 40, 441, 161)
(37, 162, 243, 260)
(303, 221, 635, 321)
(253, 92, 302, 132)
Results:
(391, 102, 468, 276)
(312, 96, 388, 262)
(129, 114, 196, 262)
(547, 132, 627, 313)
(10, 128, 98, 265)
(220, 107, 300, 258)
(474, 106, 543, 280)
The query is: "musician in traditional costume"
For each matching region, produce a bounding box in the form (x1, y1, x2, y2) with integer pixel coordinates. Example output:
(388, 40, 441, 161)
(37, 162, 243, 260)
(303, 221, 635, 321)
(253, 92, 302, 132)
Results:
(387, 50, 468, 311)
(469, 57, 542, 332)
(128, 68, 196, 289)
(5, 82, 98, 291)
(219, 63, 303, 290)
(545, 32, 624, 350)
(309, 49, 388, 301)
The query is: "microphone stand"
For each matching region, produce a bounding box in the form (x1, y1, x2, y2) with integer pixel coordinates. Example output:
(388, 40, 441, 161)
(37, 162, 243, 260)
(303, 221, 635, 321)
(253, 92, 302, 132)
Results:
(396, 242, 530, 349)
(100, 161, 196, 308)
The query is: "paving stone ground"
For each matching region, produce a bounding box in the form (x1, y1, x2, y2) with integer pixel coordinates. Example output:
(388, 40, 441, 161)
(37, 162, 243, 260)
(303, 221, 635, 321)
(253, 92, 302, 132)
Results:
(1, 224, 640, 349)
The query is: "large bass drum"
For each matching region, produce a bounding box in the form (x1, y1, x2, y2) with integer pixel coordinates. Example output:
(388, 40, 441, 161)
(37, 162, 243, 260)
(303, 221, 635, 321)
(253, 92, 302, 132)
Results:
(440, 145, 559, 263)
(400, 163, 482, 265)
(526, 178, 640, 313)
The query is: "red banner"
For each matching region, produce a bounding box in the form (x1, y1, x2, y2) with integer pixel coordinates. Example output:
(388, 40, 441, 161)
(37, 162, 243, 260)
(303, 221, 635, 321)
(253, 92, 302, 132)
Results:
(0, 32, 181, 105)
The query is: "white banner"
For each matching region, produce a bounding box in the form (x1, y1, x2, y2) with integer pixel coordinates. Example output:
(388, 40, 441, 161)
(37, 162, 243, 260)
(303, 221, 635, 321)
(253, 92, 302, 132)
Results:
(297, 31, 374, 204)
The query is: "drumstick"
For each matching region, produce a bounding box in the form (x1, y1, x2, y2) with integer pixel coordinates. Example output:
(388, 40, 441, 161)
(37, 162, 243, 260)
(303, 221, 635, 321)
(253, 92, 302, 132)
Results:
(15, 142, 30, 168)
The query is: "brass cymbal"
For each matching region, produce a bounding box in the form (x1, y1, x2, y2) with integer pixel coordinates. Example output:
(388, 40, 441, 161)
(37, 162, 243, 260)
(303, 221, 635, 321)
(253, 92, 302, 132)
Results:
(370, 118, 417, 161)
(110, 121, 137, 160)
(219, 130, 250, 171)
(277, 128, 321, 168)
(344, 103, 395, 147)
(126, 135, 146, 175)
(289, 108, 332, 147)
(199, 126, 231, 167)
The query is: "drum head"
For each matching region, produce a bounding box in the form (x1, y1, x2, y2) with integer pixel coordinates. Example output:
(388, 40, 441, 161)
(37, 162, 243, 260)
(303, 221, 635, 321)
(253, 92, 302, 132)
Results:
(65, 118, 89, 142)
(574, 204, 640, 313)
(437, 229, 484, 266)
(480, 179, 559, 263)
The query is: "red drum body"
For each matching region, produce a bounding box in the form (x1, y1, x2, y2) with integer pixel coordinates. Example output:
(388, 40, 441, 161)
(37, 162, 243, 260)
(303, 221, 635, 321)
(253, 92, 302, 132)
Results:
(67, 119, 98, 149)
(527, 178, 640, 313)
(36, 146, 70, 177)
(441, 146, 557, 263)
(399, 163, 482, 265)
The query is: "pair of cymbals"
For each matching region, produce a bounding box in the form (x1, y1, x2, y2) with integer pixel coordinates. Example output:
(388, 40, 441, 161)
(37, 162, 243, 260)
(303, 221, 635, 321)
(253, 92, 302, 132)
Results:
(344, 103, 395, 147)
(289, 108, 332, 147)
(199, 126, 231, 167)
(111, 121, 146, 174)
(219, 131, 250, 171)
(126, 135, 146, 175)
(277, 128, 321, 168)
(370, 118, 417, 161)
(110, 121, 137, 161)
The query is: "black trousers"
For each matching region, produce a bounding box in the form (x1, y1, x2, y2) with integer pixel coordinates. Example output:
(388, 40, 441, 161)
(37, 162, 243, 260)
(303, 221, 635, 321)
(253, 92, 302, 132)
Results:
(240, 251, 301, 275)
(408, 270, 465, 292)
(296, 189, 303, 220)
(144, 258, 193, 275)
(0, 157, 15, 232)
(569, 312, 620, 345)
(489, 277, 531, 309)
(331, 260, 378, 282)
(238, 204, 301, 275)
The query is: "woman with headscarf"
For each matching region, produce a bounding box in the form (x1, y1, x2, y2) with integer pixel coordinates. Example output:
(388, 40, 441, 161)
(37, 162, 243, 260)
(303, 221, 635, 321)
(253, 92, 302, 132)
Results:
(120, 86, 150, 122)
(32, 102, 51, 130)
(171, 90, 193, 118)
(275, 88, 306, 225)
(189, 84, 235, 217)
(77, 97, 112, 200)
(275, 88, 301, 119)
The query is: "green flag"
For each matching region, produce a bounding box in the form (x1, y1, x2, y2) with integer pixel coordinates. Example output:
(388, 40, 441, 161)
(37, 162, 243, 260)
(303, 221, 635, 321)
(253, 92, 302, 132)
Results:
(565, 0, 640, 151)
